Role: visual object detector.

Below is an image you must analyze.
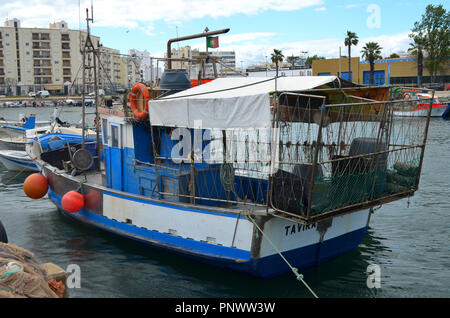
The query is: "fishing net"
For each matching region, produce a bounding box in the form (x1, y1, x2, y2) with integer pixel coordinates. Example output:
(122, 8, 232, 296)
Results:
(269, 89, 428, 219)
(0, 242, 61, 298)
(140, 86, 430, 222)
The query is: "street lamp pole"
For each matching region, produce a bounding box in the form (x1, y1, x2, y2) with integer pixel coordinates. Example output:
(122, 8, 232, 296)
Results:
(265, 55, 267, 76)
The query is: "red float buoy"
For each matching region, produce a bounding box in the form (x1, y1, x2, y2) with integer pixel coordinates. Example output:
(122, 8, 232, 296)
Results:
(23, 173, 48, 199)
(61, 191, 85, 213)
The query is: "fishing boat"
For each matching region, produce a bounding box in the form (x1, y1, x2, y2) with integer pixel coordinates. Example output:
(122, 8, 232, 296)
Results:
(0, 115, 38, 151)
(0, 150, 40, 172)
(0, 129, 97, 172)
(393, 90, 448, 117)
(0, 110, 94, 152)
(25, 74, 433, 279)
(0, 118, 51, 128)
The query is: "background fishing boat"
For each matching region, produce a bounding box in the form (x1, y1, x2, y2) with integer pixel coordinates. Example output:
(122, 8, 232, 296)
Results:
(0, 150, 40, 172)
(392, 89, 448, 117)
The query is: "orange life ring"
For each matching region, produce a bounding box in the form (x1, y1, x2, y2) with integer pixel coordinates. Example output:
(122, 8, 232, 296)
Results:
(128, 83, 151, 120)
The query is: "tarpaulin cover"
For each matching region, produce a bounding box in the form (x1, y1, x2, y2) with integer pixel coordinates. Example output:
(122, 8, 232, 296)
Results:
(148, 76, 339, 129)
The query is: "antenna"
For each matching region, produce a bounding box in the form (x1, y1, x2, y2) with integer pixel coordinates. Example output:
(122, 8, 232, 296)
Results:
(91, 0, 94, 23)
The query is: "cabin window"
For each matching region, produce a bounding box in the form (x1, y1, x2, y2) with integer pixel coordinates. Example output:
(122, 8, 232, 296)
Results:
(111, 125, 119, 148)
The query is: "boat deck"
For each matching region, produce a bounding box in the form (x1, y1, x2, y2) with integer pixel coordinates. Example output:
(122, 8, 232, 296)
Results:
(59, 165, 270, 217)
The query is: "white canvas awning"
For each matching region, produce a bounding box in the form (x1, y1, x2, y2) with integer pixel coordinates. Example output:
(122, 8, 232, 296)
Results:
(148, 76, 340, 129)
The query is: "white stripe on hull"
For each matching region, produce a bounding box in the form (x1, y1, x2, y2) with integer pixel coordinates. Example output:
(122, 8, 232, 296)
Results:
(102, 192, 370, 259)
(103, 193, 254, 251)
(258, 210, 369, 258)
(394, 107, 446, 117)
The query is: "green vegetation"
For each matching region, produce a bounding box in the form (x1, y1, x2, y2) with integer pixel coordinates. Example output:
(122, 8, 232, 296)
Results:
(271, 49, 284, 77)
(344, 31, 359, 78)
(361, 42, 383, 85)
(409, 4, 449, 85)
(286, 55, 301, 67)
(305, 55, 325, 68)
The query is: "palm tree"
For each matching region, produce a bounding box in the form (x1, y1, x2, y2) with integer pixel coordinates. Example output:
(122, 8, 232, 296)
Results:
(408, 35, 425, 87)
(271, 49, 284, 77)
(344, 31, 359, 80)
(361, 42, 383, 85)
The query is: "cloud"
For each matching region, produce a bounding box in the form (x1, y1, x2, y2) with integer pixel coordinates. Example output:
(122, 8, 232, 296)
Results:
(0, 0, 324, 30)
(336, 4, 360, 9)
(314, 7, 327, 12)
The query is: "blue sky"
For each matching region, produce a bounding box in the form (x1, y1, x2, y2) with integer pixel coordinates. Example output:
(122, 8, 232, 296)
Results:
(2, 0, 448, 66)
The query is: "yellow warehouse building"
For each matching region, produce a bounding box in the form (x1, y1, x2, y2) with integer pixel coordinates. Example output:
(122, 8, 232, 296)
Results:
(313, 57, 449, 87)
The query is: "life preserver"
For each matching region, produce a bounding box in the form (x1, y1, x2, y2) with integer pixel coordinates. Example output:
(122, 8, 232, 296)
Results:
(403, 93, 411, 100)
(128, 83, 151, 120)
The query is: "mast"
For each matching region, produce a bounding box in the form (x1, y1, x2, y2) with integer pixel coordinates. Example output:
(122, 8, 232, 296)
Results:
(81, 6, 101, 171)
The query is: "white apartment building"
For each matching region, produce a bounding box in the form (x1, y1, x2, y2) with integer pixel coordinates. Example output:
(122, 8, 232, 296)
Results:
(0, 18, 126, 96)
(167, 46, 237, 79)
(99, 46, 122, 91)
(126, 49, 144, 85)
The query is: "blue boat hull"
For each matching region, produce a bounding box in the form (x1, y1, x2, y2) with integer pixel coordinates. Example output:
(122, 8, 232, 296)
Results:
(47, 188, 368, 278)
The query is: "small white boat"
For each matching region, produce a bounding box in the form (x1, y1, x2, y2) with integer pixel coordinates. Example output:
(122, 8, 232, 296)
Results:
(0, 150, 40, 172)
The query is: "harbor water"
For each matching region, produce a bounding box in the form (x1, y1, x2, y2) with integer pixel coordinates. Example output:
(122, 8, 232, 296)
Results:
(0, 107, 448, 298)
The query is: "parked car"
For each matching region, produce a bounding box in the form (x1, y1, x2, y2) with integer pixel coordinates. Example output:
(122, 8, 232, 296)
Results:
(88, 89, 105, 97)
(65, 99, 75, 105)
(36, 90, 50, 98)
(74, 99, 94, 106)
(28, 92, 36, 97)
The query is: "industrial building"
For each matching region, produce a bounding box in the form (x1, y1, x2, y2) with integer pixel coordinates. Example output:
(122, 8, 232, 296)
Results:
(313, 56, 449, 87)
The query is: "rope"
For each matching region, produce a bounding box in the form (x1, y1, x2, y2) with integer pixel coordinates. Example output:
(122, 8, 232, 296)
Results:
(154, 76, 278, 101)
(0, 166, 29, 187)
(220, 163, 234, 192)
(244, 211, 319, 298)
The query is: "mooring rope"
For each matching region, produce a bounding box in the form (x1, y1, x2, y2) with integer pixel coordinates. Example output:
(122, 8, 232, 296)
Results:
(244, 211, 319, 298)
(0, 167, 29, 187)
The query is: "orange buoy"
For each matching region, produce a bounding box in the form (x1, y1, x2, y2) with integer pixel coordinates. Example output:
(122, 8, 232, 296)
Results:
(23, 173, 48, 199)
(61, 191, 85, 213)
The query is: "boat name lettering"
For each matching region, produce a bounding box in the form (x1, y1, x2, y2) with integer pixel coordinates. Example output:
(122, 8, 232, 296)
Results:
(285, 223, 317, 236)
